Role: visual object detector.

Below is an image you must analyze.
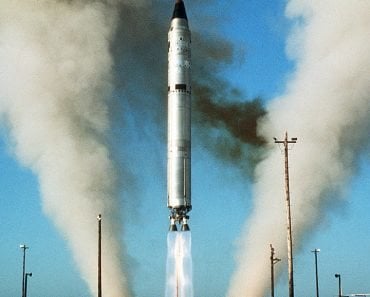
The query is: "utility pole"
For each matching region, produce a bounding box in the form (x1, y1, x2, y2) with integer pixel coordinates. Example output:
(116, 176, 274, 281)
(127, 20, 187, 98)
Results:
(20, 244, 29, 297)
(312, 249, 320, 297)
(97, 214, 102, 297)
(274, 132, 297, 297)
(270, 244, 281, 297)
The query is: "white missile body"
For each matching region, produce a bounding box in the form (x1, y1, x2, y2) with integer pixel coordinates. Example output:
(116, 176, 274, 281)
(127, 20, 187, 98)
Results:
(167, 0, 191, 231)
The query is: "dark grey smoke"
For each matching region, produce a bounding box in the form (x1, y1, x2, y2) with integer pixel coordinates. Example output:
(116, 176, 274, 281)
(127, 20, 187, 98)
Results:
(111, 1, 267, 175)
(193, 83, 267, 175)
(194, 89, 265, 146)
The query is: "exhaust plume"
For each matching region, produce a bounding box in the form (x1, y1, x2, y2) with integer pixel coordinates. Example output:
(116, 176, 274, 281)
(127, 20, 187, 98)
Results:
(0, 1, 138, 296)
(165, 232, 193, 297)
(227, 0, 370, 296)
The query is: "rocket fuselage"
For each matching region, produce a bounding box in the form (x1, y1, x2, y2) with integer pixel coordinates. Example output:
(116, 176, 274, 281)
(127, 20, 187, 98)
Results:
(167, 0, 191, 228)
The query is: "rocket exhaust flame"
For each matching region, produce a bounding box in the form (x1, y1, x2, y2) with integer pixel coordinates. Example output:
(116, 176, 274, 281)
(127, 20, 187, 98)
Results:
(165, 232, 194, 297)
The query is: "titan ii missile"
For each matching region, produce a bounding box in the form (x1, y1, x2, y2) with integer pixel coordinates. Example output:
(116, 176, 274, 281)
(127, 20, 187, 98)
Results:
(167, 0, 191, 232)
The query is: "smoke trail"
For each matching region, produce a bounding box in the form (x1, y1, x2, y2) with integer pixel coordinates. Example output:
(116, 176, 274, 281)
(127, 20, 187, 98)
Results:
(0, 1, 143, 296)
(227, 1, 370, 296)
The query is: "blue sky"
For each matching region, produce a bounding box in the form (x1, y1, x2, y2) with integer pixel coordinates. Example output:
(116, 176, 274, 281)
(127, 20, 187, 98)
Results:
(0, 1, 369, 297)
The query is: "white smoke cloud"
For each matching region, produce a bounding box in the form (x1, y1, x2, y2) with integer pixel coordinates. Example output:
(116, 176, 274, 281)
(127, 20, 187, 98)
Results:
(0, 1, 148, 296)
(227, 0, 370, 296)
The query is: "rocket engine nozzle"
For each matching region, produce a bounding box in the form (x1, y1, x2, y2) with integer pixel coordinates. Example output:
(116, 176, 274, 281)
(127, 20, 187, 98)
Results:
(181, 217, 190, 231)
(168, 213, 190, 232)
(169, 217, 178, 232)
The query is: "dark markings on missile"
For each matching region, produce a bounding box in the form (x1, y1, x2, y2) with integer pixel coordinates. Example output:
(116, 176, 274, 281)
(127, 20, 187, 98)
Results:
(175, 84, 187, 90)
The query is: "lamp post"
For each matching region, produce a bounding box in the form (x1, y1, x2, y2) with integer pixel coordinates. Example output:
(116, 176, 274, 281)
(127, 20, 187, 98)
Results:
(25, 273, 32, 297)
(311, 249, 320, 297)
(335, 274, 342, 297)
(20, 244, 29, 297)
(97, 214, 102, 297)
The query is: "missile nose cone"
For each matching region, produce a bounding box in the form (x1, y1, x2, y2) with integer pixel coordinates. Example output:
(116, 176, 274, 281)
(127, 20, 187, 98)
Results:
(172, 0, 188, 20)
